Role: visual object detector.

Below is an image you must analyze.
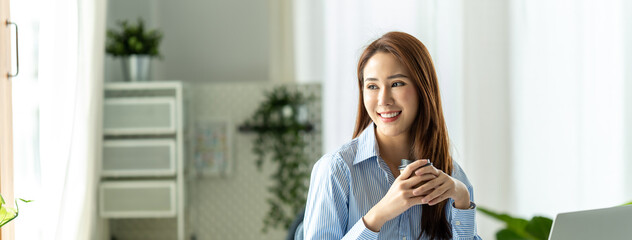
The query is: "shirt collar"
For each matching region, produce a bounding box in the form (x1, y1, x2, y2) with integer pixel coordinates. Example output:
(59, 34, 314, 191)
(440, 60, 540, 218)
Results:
(353, 123, 380, 165)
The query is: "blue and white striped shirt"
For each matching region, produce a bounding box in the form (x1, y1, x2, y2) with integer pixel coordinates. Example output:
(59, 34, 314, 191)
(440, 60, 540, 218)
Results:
(303, 125, 482, 239)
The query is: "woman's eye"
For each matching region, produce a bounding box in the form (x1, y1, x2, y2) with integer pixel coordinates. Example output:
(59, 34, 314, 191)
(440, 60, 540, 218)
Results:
(392, 82, 405, 87)
(367, 85, 378, 90)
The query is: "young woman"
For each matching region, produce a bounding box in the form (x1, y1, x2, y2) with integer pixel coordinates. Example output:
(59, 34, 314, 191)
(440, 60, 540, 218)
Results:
(303, 32, 481, 239)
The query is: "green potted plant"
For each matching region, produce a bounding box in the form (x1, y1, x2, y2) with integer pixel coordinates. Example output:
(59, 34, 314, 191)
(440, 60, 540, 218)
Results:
(477, 206, 553, 240)
(106, 18, 163, 81)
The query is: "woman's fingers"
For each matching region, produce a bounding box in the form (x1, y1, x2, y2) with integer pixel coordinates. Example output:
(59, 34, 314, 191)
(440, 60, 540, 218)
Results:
(412, 167, 444, 195)
(402, 170, 437, 189)
(398, 159, 430, 180)
(426, 190, 451, 205)
(406, 166, 471, 207)
(375, 159, 448, 223)
(410, 190, 449, 206)
(414, 162, 439, 177)
(413, 171, 453, 199)
(421, 179, 449, 204)
(396, 159, 448, 205)
(403, 174, 434, 192)
(412, 178, 438, 196)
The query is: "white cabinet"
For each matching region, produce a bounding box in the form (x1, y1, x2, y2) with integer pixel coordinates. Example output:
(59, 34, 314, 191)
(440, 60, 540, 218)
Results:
(99, 81, 185, 240)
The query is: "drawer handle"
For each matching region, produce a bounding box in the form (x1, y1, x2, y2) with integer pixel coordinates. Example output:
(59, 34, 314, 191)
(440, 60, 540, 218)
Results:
(5, 20, 19, 78)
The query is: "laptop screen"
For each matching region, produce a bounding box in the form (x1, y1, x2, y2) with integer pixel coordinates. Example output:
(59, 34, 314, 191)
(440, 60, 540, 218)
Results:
(548, 205, 632, 240)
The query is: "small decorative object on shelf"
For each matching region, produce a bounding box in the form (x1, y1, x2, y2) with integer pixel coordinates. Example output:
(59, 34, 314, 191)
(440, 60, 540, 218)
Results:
(239, 86, 314, 232)
(106, 18, 163, 82)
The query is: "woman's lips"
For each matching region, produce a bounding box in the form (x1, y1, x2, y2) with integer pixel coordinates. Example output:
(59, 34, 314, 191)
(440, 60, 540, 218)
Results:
(378, 111, 401, 123)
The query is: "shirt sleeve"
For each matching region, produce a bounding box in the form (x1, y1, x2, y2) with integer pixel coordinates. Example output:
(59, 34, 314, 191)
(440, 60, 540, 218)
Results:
(449, 161, 483, 240)
(303, 154, 379, 240)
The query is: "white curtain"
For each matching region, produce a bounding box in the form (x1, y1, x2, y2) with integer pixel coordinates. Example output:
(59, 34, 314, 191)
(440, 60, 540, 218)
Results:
(626, 0, 632, 199)
(312, 0, 465, 156)
(510, 0, 629, 217)
(12, 0, 106, 239)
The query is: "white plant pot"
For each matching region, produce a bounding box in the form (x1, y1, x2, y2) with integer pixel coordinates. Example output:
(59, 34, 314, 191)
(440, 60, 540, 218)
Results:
(122, 55, 152, 81)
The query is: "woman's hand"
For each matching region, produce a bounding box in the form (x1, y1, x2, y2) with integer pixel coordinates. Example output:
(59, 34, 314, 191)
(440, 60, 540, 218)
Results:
(412, 163, 471, 209)
(363, 159, 434, 232)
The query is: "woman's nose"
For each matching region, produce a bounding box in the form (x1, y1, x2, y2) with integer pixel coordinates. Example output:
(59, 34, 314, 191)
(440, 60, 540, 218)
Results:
(378, 88, 394, 106)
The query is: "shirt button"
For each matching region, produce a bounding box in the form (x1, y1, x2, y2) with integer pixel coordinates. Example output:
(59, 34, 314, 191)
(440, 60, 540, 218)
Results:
(455, 221, 461, 226)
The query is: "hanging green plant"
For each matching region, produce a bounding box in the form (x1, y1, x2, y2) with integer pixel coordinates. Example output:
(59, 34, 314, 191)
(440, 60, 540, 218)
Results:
(240, 86, 313, 232)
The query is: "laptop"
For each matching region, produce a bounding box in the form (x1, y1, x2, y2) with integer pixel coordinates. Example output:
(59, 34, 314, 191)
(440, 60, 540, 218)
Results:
(548, 205, 632, 240)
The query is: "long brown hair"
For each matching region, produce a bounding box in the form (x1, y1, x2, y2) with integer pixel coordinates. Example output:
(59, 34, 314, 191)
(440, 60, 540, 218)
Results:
(353, 31, 454, 240)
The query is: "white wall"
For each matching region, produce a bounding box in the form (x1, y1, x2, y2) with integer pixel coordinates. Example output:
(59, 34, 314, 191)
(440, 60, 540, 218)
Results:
(293, 0, 323, 83)
(463, 0, 510, 238)
(105, 0, 270, 83)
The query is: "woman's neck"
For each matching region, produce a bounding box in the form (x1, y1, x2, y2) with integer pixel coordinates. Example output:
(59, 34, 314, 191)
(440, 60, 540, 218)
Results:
(375, 129, 411, 170)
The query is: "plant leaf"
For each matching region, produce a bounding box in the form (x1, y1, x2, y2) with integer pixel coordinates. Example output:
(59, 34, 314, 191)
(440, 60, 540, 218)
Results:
(477, 206, 513, 222)
(525, 216, 553, 240)
(478, 206, 529, 235)
(496, 228, 531, 240)
(0, 202, 17, 228)
(623, 201, 632, 206)
(477, 206, 528, 232)
(0, 196, 32, 228)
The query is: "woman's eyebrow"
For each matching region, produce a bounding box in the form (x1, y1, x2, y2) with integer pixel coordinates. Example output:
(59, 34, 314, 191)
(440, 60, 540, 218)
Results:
(364, 73, 408, 82)
(387, 73, 408, 79)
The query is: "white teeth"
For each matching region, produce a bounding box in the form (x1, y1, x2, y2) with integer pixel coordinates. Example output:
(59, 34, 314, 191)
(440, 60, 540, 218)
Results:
(380, 112, 400, 118)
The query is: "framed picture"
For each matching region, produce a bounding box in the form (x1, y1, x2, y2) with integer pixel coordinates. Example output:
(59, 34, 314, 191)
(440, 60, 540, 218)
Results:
(193, 117, 232, 177)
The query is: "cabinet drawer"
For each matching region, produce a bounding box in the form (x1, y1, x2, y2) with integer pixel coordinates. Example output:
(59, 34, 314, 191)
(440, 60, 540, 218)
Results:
(104, 97, 176, 135)
(100, 181, 176, 218)
(102, 139, 176, 177)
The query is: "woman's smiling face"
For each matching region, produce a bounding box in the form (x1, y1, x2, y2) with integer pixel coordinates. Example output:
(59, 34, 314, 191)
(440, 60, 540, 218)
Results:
(363, 51, 419, 139)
